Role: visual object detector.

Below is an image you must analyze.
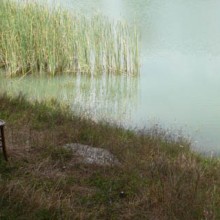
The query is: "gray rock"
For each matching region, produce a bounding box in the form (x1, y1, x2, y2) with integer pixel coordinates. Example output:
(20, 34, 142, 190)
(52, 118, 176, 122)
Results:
(64, 143, 120, 166)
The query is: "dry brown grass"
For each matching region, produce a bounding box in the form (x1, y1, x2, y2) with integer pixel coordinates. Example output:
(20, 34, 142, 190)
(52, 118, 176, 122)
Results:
(0, 94, 220, 219)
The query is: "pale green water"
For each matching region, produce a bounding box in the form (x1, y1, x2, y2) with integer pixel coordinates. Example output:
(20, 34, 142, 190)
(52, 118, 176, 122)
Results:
(2, 0, 220, 153)
(0, 74, 138, 124)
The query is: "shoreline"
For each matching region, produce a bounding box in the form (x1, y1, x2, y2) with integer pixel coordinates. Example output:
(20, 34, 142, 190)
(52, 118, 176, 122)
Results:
(0, 93, 220, 219)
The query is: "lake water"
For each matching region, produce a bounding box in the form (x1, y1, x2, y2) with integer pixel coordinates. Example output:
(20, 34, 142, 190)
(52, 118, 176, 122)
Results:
(2, 0, 220, 153)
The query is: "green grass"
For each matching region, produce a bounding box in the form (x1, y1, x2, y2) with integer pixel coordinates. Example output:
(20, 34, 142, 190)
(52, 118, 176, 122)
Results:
(0, 0, 140, 77)
(0, 93, 220, 219)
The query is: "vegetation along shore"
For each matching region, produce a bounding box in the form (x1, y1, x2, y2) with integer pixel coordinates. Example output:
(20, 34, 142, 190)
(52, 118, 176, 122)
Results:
(0, 0, 139, 77)
(0, 93, 220, 219)
(1, 0, 220, 219)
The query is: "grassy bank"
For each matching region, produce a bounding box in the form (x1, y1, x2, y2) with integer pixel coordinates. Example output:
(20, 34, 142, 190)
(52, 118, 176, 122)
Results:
(0, 94, 220, 219)
(0, 0, 139, 76)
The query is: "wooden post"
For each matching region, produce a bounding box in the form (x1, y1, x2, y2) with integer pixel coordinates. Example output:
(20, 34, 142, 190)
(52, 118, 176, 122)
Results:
(0, 120, 8, 161)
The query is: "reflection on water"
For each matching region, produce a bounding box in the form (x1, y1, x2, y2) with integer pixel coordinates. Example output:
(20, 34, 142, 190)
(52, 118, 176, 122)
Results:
(2, 0, 220, 153)
(0, 74, 138, 124)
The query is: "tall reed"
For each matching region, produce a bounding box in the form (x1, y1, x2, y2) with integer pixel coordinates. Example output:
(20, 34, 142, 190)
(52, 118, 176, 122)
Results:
(0, 0, 140, 76)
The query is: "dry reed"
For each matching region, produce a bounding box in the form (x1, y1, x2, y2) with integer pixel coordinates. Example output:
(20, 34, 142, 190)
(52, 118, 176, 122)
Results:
(0, 0, 140, 76)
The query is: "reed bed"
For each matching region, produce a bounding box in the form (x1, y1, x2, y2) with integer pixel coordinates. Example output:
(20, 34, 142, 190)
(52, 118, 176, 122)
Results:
(0, 0, 140, 76)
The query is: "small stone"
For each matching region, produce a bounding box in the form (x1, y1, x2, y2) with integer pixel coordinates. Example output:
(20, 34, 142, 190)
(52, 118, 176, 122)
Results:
(119, 191, 126, 198)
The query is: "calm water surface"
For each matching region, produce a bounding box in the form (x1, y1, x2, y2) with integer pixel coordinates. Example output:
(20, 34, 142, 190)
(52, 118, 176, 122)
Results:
(2, 0, 220, 153)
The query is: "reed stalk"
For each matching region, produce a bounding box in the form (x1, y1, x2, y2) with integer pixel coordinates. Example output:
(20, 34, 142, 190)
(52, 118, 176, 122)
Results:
(0, 0, 140, 76)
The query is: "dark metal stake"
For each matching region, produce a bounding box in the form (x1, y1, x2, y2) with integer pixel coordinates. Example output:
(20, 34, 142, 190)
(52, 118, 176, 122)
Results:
(0, 120, 8, 161)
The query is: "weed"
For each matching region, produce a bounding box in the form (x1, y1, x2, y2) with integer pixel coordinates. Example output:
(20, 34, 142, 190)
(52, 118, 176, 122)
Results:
(0, 94, 220, 219)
